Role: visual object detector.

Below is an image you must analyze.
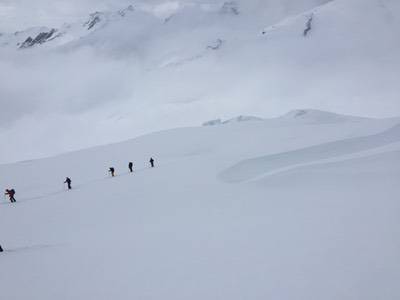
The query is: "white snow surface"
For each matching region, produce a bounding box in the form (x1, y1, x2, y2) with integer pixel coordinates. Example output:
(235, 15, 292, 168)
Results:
(1, 113, 400, 299)
(1, 0, 400, 163)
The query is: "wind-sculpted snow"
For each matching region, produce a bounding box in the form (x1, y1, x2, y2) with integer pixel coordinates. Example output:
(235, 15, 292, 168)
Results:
(279, 109, 369, 124)
(220, 123, 400, 182)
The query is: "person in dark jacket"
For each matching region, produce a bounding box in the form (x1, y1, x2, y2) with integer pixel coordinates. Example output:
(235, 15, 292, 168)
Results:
(109, 167, 115, 177)
(0, 245, 3, 252)
(5, 189, 16, 203)
(64, 177, 72, 190)
(128, 162, 133, 173)
(149, 157, 155, 168)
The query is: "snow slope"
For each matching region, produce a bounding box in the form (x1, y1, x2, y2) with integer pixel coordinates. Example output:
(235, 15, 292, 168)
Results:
(0, 0, 399, 163)
(1, 111, 400, 299)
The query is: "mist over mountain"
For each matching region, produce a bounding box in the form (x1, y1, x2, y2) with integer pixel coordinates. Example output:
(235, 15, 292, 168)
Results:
(1, 0, 399, 163)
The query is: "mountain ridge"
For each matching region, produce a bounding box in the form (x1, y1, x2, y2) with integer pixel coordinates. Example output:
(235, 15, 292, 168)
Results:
(0, 0, 399, 163)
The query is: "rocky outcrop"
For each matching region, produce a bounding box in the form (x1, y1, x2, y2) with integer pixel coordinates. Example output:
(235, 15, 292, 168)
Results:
(203, 115, 264, 126)
(207, 39, 224, 50)
(85, 12, 103, 30)
(19, 29, 58, 48)
(303, 14, 314, 36)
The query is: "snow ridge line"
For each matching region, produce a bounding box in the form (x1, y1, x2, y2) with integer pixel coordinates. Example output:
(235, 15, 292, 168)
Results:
(261, 0, 336, 35)
(220, 123, 400, 183)
(245, 143, 400, 183)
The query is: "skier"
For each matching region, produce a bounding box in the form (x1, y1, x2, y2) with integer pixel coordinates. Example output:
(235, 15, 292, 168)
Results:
(64, 177, 72, 190)
(0, 245, 3, 252)
(109, 167, 115, 177)
(149, 157, 155, 168)
(5, 189, 16, 203)
(128, 162, 133, 173)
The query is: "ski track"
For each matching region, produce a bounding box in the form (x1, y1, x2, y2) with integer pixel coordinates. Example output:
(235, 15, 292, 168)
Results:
(0, 164, 163, 206)
(2, 244, 62, 255)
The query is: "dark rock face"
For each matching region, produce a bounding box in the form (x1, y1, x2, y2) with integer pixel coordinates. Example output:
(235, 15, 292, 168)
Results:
(85, 12, 102, 30)
(19, 29, 57, 48)
(303, 14, 314, 36)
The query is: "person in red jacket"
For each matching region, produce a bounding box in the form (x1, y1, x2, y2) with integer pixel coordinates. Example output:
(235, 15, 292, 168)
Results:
(5, 189, 16, 203)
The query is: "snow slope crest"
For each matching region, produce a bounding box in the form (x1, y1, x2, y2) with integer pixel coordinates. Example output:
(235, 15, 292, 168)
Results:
(280, 109, 368, 123)
(220, 121, 400, 183)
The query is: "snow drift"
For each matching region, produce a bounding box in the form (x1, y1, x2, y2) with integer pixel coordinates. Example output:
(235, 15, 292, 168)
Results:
(220, 122, 400, 182)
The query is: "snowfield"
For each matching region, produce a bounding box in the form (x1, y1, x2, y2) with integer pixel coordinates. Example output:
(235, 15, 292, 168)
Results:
(1, 110, 400, 299)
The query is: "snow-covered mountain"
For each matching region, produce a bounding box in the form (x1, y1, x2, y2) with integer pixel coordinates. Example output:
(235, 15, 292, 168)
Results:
(0, 0, 399, 163)
(0, 1, 333, 50)
(0, 4, 136, 49)
(1, 112, 400, 299)
(202, 109, 368, 126)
